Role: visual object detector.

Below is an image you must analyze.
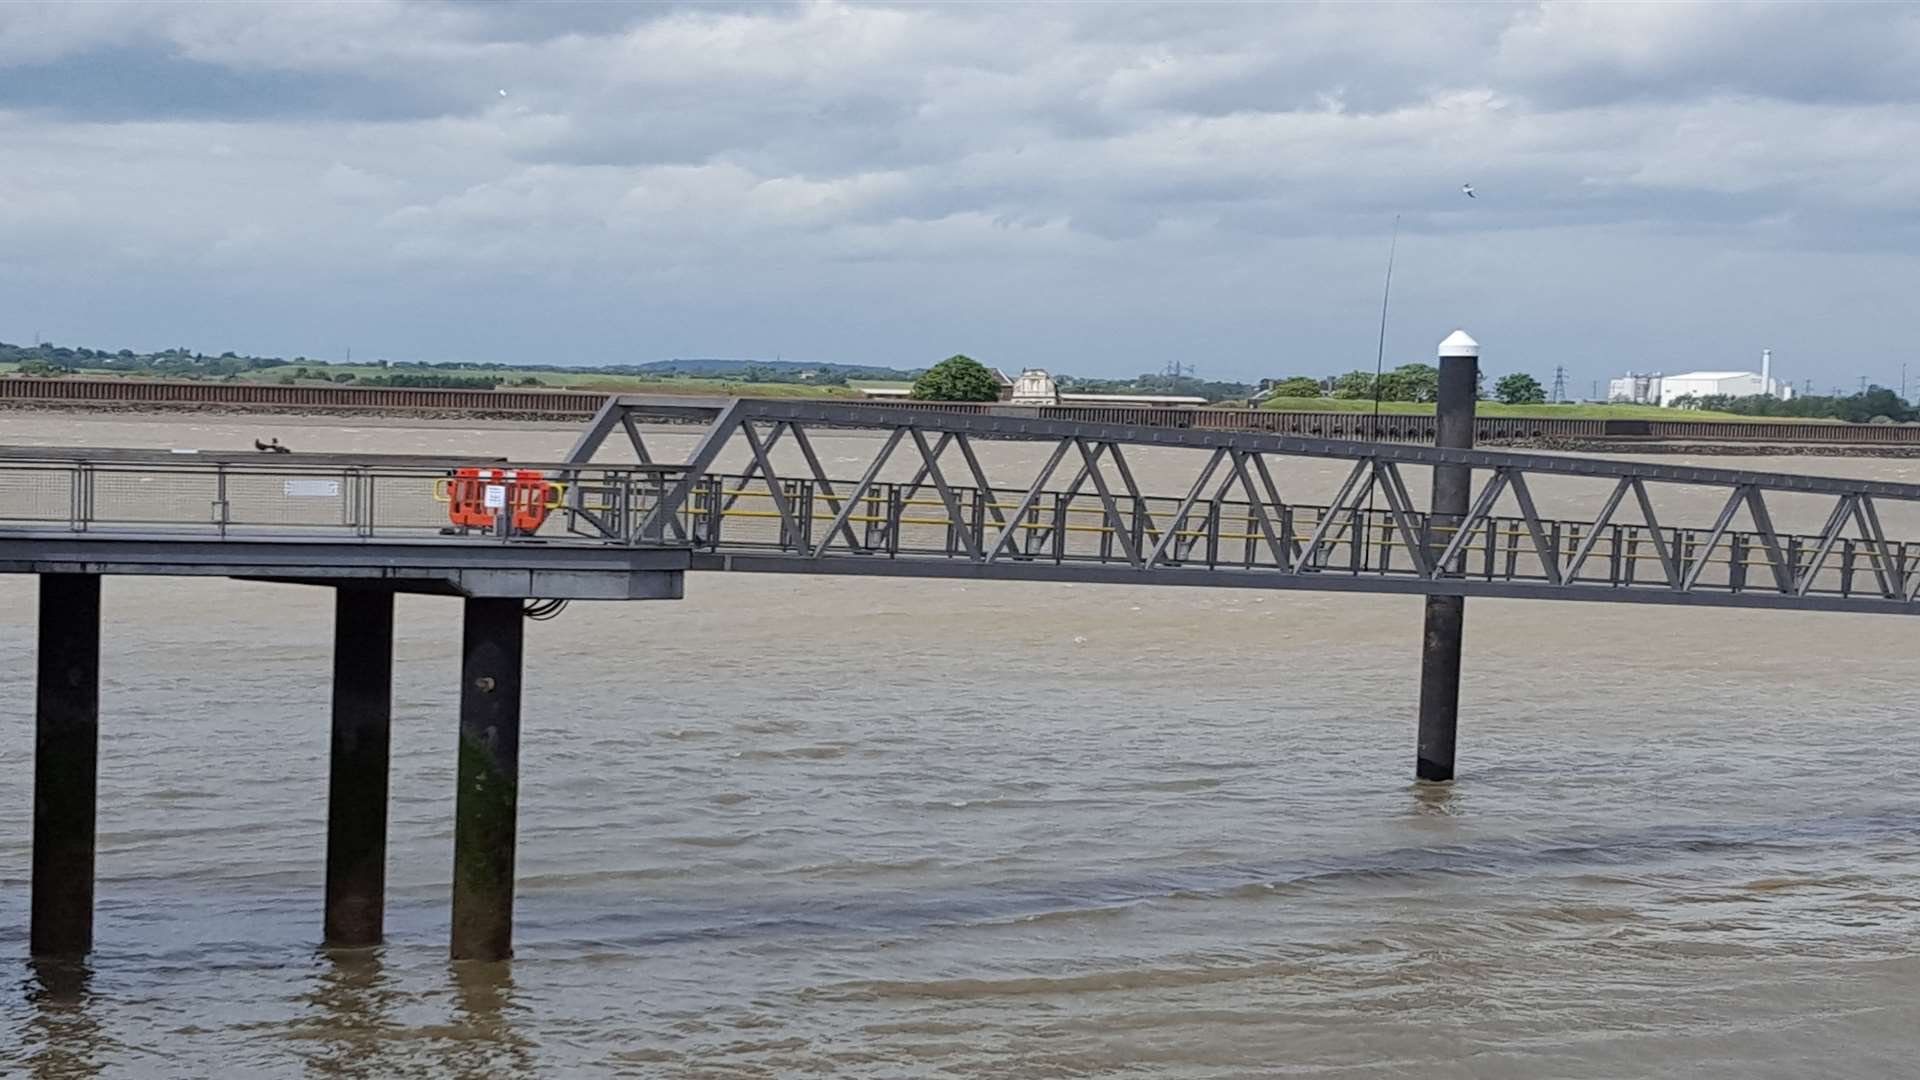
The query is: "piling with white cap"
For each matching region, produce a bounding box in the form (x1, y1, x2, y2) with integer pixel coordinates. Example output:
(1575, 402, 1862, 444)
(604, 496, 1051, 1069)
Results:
(1417, 329, 1478, 782)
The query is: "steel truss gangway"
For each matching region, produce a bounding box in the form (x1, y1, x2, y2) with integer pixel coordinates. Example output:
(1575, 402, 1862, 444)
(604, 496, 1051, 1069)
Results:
(563, 396, 1920, 616)
(9, 385, 1920, 970)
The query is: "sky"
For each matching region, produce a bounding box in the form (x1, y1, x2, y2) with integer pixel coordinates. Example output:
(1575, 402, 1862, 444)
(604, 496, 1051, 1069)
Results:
(2, 1, 1917, 393)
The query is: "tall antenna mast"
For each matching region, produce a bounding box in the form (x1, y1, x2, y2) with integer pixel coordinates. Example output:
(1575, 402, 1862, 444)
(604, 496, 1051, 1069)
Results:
(1369, 214, 1400, 442)
(1550, 365, 1568, 403)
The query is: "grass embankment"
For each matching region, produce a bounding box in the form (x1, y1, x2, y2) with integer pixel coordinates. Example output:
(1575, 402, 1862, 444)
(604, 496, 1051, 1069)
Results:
(1255, 397, 1840, 423)
(228, 366, 868, 398)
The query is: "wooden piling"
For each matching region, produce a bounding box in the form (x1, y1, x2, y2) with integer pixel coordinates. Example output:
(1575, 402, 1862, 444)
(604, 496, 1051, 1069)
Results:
(450, 598, 524, 961)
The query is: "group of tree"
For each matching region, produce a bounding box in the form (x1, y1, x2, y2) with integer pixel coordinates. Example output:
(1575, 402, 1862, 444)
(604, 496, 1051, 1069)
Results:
(1057, 371, 1254, 402)
(1670, 386, 1916, 424)
(1261, 364, 1446, 403)
(268, 369, 503, 389)
(911, 355, 1002, 401)
(1491, 373, 1547, 404)
(909, 356, 1260, 404)
(626, 358, 922, 381)
(1262, 364, 1547, 405)
(2, 340, 299, 378)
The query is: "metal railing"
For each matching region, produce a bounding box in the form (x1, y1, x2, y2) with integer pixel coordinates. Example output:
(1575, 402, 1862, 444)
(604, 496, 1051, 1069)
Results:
(572, 471, 1915, 607)
(0, 452, 687, 546)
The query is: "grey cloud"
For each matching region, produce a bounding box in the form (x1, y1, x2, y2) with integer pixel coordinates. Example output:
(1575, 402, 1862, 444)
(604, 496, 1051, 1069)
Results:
(0, 44, 478, 121)
(1495, 4, 1920, 108)
(3, 1, 1919, 388)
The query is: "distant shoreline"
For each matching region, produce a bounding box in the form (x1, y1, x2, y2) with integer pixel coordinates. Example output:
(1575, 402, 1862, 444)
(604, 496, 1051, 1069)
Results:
(10, 399, 1920, 457)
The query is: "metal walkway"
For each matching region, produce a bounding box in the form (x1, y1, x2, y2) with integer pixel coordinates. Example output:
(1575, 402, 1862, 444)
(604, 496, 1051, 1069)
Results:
(4, 397, 1920, 612)
(564, 396, 1920, 615)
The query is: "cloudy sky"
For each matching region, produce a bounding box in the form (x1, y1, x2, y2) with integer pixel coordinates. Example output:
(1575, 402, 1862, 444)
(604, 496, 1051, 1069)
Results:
(2, 1, 1916, 391)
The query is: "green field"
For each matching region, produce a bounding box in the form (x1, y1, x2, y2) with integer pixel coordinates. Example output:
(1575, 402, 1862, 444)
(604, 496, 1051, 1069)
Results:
(1255, 397, 1839, 423)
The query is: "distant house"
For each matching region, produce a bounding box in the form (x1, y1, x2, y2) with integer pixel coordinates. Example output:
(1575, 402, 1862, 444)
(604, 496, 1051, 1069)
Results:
(1010, 368, 1057, 405)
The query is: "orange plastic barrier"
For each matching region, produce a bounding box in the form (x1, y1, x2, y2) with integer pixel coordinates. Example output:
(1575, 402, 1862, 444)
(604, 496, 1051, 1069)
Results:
(445, 468, 554, 534)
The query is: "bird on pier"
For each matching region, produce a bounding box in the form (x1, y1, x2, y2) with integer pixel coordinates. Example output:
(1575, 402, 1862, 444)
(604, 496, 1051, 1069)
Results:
(254, 438, 291, 453)
(1461, 183, 1475, 199)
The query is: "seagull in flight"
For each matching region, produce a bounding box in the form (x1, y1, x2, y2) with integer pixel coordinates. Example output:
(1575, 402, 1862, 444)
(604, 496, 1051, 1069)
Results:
(1461, 183, 1475, 199)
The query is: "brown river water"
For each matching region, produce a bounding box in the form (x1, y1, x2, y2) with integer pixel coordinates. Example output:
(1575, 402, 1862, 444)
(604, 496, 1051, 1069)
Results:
(3, 412, 1920, 1078)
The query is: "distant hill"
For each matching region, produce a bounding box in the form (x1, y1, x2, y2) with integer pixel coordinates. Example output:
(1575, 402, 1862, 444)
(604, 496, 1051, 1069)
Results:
(0, 339, 926, 382)
(605, 358, 924, 379)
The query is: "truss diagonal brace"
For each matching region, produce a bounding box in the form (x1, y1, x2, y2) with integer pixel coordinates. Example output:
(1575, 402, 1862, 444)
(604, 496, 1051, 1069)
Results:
(1853, 495, 1907, 600)
(1075, 438, 1142, 568)
(809, 427, 905, 558)
(1295, 458, 1372, 574)
(1741, 487, 1792, 593)
(1681, 486, 1747, 592)
(1372, 461, 1431, 578)
(910, 427, 983, 560)
(740, 420, 801, 548)
(1228, 450, 1292, 571)
(1563, 476, 1632, 584)
(1796, 494, 1856, 597)
(637, 402, 745, 541)
(984, 439, 1073, 563)
(1145, 447, 1226, 568)
(721, 420, 789, 512)
(1033, 442, 1109, 548)
(1103, 443, 1158, 555)
(619, 412, 654, 464)
(1432, 468, 1510, 578)
(1246, 453, 1300, 567)
(788, 423, 865, 553)
(1629, 477, 1681, 588)
(1504, 470, 1562, 586)
(953, 435, 1010, 530)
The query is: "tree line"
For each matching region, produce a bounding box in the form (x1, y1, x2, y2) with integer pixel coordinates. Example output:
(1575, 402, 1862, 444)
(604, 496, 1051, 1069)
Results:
(1670, 387, 1916, 424)
(1264, 366, 1547, 405)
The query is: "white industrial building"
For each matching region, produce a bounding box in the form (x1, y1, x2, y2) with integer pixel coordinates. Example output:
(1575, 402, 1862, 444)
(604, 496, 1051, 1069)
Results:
(1608, 371, 1665, 405)
(1608, 350, 1793, 406)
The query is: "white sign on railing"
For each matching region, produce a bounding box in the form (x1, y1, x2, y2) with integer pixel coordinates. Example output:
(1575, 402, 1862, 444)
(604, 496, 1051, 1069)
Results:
(484, 484, 507, 509)
(284, 479, 341, 497)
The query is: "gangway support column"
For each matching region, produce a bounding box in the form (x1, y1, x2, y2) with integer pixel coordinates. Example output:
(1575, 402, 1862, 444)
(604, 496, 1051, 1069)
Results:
(1416, 330, 1479, 781)
(324, 588, 395, 949)
(450, 597, 524, 961)
(32, 573, 101, 958)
